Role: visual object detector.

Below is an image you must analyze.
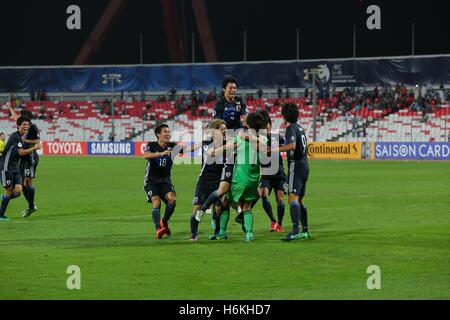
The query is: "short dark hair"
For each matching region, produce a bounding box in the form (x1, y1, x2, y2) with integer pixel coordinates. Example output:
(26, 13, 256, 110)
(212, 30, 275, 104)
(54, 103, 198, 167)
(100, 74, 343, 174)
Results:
(20, 109, 34, 120)
(257, 110, 272, 127)
(222, 76, 237, 90)
(246, 112, 265, 131)
(154, 124, 169, 137)
(281, 103, 299, 123)
(17, 116, 30, 126)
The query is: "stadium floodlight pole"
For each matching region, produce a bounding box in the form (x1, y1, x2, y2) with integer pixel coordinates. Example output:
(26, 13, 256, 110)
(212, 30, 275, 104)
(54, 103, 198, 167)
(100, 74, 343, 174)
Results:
(102, 74, 122, 142)
(304, 68, 321, 142)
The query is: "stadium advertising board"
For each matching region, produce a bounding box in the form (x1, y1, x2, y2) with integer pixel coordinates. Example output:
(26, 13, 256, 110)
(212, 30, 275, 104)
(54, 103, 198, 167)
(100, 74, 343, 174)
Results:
(307, 142, 369, 160)
(134, 142, 147, 156)
(87, 142, 135, 156)
(375, 142, 450, 160)
(42, 141, 87, 156)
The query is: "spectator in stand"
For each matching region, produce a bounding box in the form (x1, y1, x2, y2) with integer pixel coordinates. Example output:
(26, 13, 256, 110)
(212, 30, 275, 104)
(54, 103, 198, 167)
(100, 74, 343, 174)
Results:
(39, 104, 45, 120)
(257, 88, 263, 99)
(169, 88, 177, 101)
(98, 133, 104, 141)
(30, 91, 35, 101)
(277, 87, 283, 99)
(140, 91, 146, 102)
(109, 132, 115, 142)
(373, 86, 379, 98)
(198, 90, 206, 104)
(285, 88, 290, 99)
(10, 92, 16, 103)
(41, 89, 47, 101)
(190, 90, 198, 108)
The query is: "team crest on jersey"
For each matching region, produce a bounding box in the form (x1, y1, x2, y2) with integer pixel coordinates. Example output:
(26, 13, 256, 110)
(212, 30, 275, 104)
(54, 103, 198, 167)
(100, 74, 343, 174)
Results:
(18, 142, 23, 148)
(147, 190, 153, 197)
(226, 172, 231, 178)
(192, 197, 199, 205)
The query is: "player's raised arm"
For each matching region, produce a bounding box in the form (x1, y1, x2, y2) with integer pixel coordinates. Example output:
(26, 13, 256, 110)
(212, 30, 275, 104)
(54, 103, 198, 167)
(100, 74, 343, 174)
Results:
(207, 138, 235, 157)
(143, 149, 171, 159)
(182, 141, 203, 153)
(5, 102, 20, 121)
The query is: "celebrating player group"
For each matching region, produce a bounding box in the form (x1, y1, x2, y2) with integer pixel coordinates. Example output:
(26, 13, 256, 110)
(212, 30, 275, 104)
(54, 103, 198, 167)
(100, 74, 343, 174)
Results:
(143, 77, 312, 242)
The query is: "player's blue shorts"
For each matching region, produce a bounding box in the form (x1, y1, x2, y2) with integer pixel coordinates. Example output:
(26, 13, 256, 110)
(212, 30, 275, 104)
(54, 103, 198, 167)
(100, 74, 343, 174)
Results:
(1, 171, 22, 189)
(20, 153, 39, 179)
(193, 180, 220, 206)
(144, 181, 176, 203)
(287, 162, 309, 198)
(259, 173, 287, 194)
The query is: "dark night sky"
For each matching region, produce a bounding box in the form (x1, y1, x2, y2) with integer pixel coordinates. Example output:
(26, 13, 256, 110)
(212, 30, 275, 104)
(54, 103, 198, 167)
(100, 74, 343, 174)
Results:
(1, 0, 449, 66)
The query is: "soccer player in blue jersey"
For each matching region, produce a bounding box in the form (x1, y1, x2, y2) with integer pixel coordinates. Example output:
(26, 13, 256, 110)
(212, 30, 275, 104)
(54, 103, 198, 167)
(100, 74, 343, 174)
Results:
(257, 110, 286, 233)
(189, 119, 227, 241)
(276, 103, 312, 241)
(143, 124, 202, 239)
(0, 116, 41, 221)
(8, 103, 40, 217)
(195, 77, 247, 225)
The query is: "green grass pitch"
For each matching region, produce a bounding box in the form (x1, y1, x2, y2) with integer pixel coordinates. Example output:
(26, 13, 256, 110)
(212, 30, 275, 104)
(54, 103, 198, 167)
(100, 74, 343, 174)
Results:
(0, 156, 449, 299)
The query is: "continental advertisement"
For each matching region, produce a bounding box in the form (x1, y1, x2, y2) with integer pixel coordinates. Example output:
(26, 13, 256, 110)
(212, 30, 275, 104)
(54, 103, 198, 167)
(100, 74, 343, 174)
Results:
(307, 142, 374, 160)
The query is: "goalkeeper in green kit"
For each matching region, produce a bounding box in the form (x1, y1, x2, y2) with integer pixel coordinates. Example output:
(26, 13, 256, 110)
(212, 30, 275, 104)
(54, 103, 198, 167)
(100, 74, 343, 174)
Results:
(210, 112, 267, 241)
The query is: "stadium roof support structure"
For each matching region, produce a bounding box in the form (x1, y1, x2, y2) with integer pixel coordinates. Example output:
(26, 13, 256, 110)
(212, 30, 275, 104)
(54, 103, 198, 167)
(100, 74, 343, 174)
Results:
(191, 0, 218, 62)
(161, 0, 186, 63)
(74, 0, 129, 65)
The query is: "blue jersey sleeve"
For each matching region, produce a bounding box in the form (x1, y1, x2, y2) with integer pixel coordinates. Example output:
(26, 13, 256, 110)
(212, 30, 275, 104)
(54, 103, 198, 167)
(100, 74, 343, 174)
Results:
(285, 126, 296, 145)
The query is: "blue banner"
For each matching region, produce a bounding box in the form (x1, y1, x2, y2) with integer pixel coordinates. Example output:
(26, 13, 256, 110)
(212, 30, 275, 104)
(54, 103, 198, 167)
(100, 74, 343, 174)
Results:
(1, 56, 449, 93)
(87, 142, 135, 156)
(375, 142, 450, 160)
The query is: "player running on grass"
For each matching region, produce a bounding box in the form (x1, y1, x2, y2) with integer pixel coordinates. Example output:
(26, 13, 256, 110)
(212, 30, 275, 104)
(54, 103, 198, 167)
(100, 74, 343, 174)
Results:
(0, 116, 41, 221)
(143, 124, 202, 239)
(7, 103, 40, 218)
(189, 119, 227, 241)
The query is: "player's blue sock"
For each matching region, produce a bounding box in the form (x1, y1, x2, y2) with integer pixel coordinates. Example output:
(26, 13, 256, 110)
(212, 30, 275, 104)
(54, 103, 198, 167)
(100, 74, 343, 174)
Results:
(211, 206, 220, 234)
(151, 208, 160, 230)
(0, 195, 11, 216)
(190, 213, 199, 236)
(300, 204, 309, 232)
(277, 201, 285, 226)
(163, 202, 176, 223)
(9, 192, 20, 200)
(22, 186, 30, 203)
(290, 201, 301, 234)
(261, 196, 276, 223)
(27, 186, 36, 209)
(201, 191, 219, 212)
